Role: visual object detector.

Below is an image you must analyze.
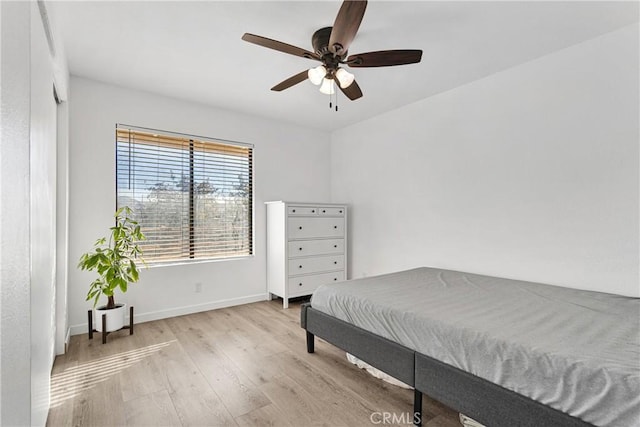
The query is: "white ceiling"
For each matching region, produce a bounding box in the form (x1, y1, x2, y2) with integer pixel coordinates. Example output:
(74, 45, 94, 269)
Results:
(50, 1, 638, 131)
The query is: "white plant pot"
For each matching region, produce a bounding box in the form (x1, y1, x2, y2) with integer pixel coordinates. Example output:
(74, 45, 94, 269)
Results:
(94, 303, 126, 332)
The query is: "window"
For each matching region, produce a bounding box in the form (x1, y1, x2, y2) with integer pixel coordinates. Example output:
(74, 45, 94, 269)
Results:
(116, 125, 253, 264)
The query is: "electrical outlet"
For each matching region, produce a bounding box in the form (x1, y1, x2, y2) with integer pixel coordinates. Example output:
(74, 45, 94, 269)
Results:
(195, 282, 202, 293)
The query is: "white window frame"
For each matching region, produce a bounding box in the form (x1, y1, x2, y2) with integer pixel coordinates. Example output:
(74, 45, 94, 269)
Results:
(115, 124, 255, 266)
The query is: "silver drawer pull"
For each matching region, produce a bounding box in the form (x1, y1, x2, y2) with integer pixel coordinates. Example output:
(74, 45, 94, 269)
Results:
(339, 210, 343, 213)
(322, 209, 326, 213)
(292, 209, 296, 212)
(299, 265, 303, 269)
(312, 210, 315, 213)
(299, 247, 303, 251)
(334, 245, 337, 248)
(333, 226, 337, 229)
(299, 226, 303, 230)
(299, 283, 303, 286)
(334, 278, 338, 281)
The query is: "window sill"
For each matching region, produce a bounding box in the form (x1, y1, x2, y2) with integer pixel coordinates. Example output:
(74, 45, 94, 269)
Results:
(144, 254, 254, 269)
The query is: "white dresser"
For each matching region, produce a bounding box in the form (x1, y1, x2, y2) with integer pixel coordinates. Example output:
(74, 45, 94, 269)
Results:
(266, 201, 347, 308)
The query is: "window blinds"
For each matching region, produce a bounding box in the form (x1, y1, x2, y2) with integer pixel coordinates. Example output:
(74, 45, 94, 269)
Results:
(116, 125, 253, 263)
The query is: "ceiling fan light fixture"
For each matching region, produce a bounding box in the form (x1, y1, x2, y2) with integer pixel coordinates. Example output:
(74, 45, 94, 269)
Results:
(308, 65, 327, 85)
(242, 0, 421, 102)
(335, 68, 355, 89)
(319, 77, 335, 95)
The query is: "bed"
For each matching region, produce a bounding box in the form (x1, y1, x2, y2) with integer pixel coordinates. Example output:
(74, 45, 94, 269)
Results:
(300, 267, 640, 427)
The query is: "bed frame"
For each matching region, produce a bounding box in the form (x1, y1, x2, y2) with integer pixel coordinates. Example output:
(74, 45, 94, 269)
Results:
(301, 304, 594, 427)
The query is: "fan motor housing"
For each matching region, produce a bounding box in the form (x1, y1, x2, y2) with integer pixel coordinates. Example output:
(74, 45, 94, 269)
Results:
(312, 27, 337, 57)
(312, 26, 344, 73)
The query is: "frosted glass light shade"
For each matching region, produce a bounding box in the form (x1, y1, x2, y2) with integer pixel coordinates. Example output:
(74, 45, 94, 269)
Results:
(308, 65, 327, 86)
(335, 68, 355, 88)
(319, 78, 335, 95)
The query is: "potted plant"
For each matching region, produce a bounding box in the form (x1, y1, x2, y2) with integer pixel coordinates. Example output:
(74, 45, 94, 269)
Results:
(78, 206, 146, 332)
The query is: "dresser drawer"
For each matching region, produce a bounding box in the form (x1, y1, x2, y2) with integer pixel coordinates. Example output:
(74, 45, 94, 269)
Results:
(288, 255, 344, 276)
(288, 206, 318, 216)
(318, 206, 345, 216)
(288, 217, 344, 239)
(288, 271, 345, 296)
(288, 239, 344, 257)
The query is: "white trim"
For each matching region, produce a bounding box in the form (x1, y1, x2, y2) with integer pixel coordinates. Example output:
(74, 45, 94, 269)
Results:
(64, 328, 71, 353)
(69, 293, 269, 336)
(146, 254, 254, 269)
(36, 1, 55, 56)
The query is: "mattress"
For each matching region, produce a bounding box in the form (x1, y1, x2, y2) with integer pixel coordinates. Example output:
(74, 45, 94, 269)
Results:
(310, 267, 640, 427)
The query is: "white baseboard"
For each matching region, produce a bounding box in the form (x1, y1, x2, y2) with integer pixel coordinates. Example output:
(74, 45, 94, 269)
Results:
(69, 293, 269, 336)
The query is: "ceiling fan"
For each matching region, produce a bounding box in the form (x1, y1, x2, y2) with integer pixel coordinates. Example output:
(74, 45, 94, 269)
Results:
(241, 0, 422, 103)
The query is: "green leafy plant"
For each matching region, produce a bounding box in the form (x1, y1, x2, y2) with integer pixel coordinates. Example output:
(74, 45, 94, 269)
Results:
(78, 206, 146, 309)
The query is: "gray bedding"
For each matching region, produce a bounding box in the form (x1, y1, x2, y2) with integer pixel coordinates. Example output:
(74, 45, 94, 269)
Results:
(310, 267, 640, 427)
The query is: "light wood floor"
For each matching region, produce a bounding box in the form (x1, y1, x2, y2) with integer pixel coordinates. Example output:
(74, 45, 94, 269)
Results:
(47, 300, 460, 426)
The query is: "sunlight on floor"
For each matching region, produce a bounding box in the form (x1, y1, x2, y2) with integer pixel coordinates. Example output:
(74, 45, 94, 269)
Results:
(50, 340, 176, 408)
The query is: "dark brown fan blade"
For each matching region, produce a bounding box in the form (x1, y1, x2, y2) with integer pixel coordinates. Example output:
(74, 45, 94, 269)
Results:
(242, 33, 320, 61)
(338, 79, 363, 100)
(346, 50, 422, 67)
(271, 70, 309, 92)
(329, 1, 368, 56)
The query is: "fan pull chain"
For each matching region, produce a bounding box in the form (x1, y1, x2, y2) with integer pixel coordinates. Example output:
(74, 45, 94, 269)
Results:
(327, 82, 338, 112)
(329, 86, 334, 110)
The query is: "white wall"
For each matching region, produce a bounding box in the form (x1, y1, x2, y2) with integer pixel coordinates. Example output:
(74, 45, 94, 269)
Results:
(0, 2, 32, 425)
(0, 1, 63, 424)
(331, 23, 639, 297)
(68, 77, 331, 334)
